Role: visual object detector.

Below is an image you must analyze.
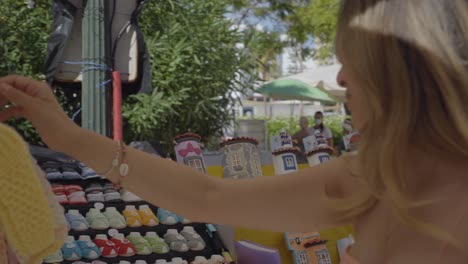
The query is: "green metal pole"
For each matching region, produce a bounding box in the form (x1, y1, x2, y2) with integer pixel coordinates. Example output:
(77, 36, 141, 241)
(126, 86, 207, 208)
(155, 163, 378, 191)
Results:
(82, 0, 112, 136)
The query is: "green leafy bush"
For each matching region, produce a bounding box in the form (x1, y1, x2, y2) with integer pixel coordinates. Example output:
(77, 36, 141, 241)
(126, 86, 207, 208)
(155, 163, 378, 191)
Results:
(124, 0, 258, 150)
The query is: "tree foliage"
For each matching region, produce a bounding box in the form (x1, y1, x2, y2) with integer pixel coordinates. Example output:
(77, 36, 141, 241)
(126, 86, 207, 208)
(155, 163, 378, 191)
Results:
(289, 0, 340, 61)
(0, 1, 50, 78)
(228, 1, 300, 79)
(240, 27, 286, 80)
(231, 0, 340, 62)
(0, 0, 52, 145)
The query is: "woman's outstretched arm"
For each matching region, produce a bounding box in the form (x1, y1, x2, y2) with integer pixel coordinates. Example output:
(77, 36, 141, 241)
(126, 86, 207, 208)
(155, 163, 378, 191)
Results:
(65, 127, 355, 232)
(0, 75, 356, 232)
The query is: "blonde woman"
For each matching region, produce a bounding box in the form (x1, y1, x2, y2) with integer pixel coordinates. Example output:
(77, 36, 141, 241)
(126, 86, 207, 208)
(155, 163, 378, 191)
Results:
(0, 0, 467, 263)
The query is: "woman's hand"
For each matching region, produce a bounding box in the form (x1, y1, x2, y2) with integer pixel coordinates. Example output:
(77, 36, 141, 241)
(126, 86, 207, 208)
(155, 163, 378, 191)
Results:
(0, 75, 80, 151)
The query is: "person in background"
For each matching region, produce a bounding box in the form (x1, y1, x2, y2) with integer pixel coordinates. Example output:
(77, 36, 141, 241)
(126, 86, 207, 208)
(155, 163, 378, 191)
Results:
(310, 111, 333, 147)
(339, 119, 352, 155)
(339, 118, 360, 154)
(292, 116, 311, 151)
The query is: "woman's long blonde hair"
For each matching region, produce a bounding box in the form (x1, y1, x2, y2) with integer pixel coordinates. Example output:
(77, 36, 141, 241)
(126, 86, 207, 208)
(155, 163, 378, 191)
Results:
(334, 0, 468, 251)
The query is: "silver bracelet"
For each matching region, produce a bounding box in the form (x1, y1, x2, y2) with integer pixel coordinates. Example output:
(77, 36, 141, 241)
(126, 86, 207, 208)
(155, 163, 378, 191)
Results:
(98, 141, 123, 177)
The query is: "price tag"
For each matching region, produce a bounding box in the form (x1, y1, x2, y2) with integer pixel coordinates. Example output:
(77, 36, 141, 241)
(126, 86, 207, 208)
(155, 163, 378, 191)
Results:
(94, 202, 104, 211)
(108, 229, 119, 238)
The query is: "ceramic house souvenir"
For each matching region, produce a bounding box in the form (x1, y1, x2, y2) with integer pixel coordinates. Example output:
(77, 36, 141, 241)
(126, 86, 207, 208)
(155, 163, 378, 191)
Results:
(304, 132, 334, 167)
(220, 137, 262, 179)
(174, 133, 207, 173)
(271, 129, 301, 175)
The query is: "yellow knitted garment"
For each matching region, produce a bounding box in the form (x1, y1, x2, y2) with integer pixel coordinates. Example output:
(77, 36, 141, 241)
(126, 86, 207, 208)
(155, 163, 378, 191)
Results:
(0, 124, 64, 264)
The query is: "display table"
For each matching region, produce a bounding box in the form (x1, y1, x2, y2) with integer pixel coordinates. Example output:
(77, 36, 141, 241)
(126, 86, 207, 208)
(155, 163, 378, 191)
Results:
(206, 164, 354, 264)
